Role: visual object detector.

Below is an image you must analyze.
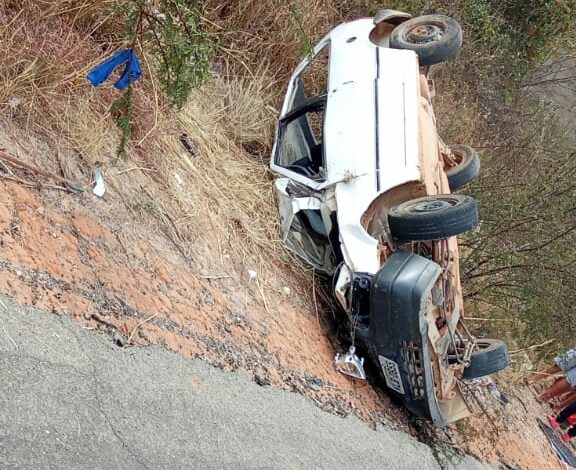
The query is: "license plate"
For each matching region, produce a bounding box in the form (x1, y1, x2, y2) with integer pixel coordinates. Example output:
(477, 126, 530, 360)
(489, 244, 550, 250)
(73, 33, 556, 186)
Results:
(379, 355, 405, 394)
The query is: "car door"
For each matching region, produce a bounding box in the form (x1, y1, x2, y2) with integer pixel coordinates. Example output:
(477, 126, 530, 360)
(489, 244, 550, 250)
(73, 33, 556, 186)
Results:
(271, 39, 329, 186)
(271, 41, 339, 273)
(273, 100, 338, 273)
(274, 178, 337, 273)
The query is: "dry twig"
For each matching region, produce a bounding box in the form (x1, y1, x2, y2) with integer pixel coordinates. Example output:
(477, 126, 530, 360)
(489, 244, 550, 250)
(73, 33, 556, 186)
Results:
(0, 149, 82, 189)
(128, 314, 159, 344)
(509, 339, 554, 355)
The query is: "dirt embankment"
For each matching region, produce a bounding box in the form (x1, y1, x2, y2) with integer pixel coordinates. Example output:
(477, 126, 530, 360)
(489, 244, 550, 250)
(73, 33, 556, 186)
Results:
(0, 3, 568, 467)
(0, 157, 400, 427)
(0, 128, 564, 470)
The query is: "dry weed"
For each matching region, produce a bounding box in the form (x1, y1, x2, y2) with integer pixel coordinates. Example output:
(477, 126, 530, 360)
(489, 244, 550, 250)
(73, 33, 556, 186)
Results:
(205, 0, 337, 91)
(0, 1, 326, 314)
(206, 61, 279, 156)
(0, 1, 118, 109)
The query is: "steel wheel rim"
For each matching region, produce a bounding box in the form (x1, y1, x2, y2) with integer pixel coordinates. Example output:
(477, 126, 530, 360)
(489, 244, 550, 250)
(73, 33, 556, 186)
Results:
(404, 197, 459, 214)
(406, 23, 444, 44)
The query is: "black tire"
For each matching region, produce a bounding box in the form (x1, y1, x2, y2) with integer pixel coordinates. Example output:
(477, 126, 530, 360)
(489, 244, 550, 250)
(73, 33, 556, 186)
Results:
(389, 15, 463, 66)
(388, 195, 478, 241)
(462, 339, 510, 379)
(445, 145, 480, 191)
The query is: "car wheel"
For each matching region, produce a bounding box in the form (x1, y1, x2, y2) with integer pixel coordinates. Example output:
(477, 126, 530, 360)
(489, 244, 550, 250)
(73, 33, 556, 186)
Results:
(389, 15, 463, 66)
(445, 145, 480, 191)
(388, 195, 478, 241)
(462, 339, 510, 379)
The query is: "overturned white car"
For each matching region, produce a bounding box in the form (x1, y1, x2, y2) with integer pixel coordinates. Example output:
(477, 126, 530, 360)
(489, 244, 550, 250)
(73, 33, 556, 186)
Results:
(270, 10, 508, 427)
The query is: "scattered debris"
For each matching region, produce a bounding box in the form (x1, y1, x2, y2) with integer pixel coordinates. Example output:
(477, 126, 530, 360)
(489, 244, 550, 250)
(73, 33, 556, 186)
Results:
(254, 374, 271, 387)
(8, 97, 21, 109)
(247, 269, 257, 281)
(89, 312, 124, 346)
(64, 183, 83, 194)
(485, 377, 511, 404)
(305, 376, 324, 391)
(112, 330, 126, 347)
(9, 218, 21, 238)
(282, 286, 291, 296)
(468, 377, 511, 405)
(173, 172, 183, 186)
(335, 346, 366, 380)
(179, 133, 199, 157)
(90, 312, 118, 330)
(93, 170, 105, 197)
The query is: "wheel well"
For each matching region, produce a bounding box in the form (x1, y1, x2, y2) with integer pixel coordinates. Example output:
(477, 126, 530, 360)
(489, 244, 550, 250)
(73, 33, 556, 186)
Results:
(373, 9, 412, 26)
(361, 181, 426, 238)
(369, 10, 412, 47)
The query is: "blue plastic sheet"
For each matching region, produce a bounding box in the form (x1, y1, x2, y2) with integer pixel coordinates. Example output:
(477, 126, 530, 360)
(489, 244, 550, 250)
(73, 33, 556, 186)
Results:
(87, 49, 142, 90)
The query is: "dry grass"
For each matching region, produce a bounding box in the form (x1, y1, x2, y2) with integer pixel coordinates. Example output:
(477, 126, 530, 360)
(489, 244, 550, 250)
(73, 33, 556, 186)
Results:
(0, 1, 118, 108)
(198, 0, 340, 160)
(205, 0, 337, 82)
(205, 61, 280, 156)
(0, 0, 326, 310)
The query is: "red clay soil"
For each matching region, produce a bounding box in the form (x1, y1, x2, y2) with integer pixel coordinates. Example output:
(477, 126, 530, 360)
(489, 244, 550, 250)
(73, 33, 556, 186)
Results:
(0, 179, 399, 423)
(0, 179, 565, 470)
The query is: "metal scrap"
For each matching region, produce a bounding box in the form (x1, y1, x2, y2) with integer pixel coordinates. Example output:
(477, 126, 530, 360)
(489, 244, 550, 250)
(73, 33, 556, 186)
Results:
(335, 346, 366, 380)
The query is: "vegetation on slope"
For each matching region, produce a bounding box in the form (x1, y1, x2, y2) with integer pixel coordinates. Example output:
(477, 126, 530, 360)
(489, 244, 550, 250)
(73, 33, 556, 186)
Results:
(205, 0, 576, 356)
(1, 0, 574, 359)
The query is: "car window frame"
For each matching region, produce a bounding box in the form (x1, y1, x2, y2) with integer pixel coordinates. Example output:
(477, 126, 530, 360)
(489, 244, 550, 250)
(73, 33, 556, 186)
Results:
(281, 38, 330, 118)
(273, 95, 327, 186)
(271, 38, 331, 190)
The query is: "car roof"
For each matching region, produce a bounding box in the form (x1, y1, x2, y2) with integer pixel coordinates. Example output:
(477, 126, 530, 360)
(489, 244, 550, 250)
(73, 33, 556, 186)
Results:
(273, 19, 436, 274)
(322, 19, 421, 191)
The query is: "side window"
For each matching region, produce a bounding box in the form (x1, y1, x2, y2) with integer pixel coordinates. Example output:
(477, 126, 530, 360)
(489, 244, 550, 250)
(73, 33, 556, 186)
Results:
(289, 42, 329, 111)
(275, 99, 326, 181)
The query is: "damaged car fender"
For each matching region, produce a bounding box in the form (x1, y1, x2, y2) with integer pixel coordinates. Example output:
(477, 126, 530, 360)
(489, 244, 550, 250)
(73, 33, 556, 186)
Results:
(274, 179, 339, 273)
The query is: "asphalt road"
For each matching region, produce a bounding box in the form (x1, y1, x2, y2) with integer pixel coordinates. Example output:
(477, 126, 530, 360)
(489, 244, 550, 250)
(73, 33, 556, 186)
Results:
(0, 294, 492, 470)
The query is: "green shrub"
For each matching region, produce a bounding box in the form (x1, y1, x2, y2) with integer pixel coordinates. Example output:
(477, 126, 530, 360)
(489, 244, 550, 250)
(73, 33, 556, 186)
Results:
(113, 0, 214, 156)
(489, 0, 576, 62)
(335, 0, 575, 80)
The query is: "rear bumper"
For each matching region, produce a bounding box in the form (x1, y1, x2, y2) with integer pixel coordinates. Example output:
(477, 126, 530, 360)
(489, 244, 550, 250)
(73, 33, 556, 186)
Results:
(354, 251, 448, 426)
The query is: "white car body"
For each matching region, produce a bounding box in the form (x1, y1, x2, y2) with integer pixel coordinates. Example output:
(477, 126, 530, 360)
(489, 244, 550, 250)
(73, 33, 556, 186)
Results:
(270, 14, 477, 427)
(271, 17, 449, 278)
(270, 12, 510, 428)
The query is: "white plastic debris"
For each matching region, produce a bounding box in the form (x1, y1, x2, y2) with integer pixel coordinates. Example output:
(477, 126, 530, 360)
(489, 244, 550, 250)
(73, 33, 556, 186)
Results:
(247, 269, 257, 281)
(468, 377, 510, 405)
(173, 172, 183, 186)
(8, 97, 21, 109)
(93, 170, 106, 197)
(484, 377, 510, 404)
(335, 346, 366, 380)
(282, 286, 291, 296)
